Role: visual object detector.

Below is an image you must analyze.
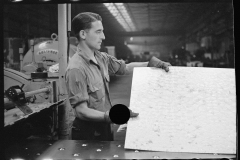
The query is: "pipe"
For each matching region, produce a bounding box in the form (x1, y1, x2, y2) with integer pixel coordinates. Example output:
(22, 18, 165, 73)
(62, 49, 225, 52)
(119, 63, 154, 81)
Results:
(4, 87, 51, 109)
(67, 4, 71, 32)
(58, 4, 70, 140)
(51, 81, 58, 138)
(30, 39, 36, 63)
(4, 87, 50, 102)
(19, 48, 23, 71)
(67, 4, 71, 64)
(58, 4, 68, 98)
(25, 87, 50, 97)
(52, 81, 58, 103)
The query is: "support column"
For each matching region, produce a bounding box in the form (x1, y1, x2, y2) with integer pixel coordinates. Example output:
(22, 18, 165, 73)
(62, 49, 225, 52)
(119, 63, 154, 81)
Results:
(57, 4, 70, 140)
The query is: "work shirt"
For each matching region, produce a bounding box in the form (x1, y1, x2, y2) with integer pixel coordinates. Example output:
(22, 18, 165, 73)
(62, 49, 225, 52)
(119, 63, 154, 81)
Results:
(65, 46, 126, 112)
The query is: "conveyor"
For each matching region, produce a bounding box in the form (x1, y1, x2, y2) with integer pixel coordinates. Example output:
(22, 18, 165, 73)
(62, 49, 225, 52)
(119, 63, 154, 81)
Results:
(4, 140, 236, 159)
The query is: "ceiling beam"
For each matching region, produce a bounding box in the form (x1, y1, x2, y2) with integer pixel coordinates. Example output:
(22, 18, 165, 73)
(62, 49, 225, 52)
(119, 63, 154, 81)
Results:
(126, 41, 174, 46)
(147, 3, 151, 29)
(115, 30, 185, 37)
(125, 3, 139, 31)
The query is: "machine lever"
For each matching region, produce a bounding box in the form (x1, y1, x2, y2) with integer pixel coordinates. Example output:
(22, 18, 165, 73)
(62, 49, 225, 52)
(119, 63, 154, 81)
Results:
(16, 104, 33, 115)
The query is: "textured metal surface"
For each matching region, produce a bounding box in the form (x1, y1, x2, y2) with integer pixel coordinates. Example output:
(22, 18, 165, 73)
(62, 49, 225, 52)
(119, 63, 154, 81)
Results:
(4, 140, 56, 160)
(4, 140, 234, 159)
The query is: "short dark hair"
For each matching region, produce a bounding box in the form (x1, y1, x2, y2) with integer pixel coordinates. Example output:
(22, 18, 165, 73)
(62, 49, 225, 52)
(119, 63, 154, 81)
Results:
(72, 12, 102, 40)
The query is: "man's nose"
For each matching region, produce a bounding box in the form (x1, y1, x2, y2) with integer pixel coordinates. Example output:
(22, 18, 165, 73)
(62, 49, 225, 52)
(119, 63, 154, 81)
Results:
(101, 32, 105, 40)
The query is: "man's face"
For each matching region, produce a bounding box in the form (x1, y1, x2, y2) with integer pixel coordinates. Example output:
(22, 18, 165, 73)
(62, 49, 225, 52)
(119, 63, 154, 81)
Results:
(85, 20, 105, 50)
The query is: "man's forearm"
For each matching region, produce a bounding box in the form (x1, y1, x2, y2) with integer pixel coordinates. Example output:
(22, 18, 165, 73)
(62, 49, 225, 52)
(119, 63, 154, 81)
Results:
(75, 102, 105, 122)
(125, 62, 148, 74)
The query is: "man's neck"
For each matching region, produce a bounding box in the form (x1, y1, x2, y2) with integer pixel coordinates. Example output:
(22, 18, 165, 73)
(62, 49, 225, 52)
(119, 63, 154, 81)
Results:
(77, 42, 95, 59)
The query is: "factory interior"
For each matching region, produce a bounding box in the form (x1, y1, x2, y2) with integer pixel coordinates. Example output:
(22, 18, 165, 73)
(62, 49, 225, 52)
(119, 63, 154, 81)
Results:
(4, 1, 236, 159)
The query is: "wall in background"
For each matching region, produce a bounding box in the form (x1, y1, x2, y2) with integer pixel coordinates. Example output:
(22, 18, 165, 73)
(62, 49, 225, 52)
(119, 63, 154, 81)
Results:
(4, 4, 58, 38)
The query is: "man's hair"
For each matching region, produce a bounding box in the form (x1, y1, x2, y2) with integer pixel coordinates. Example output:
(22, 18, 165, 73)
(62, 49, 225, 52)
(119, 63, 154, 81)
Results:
(72, 12, 102, 40)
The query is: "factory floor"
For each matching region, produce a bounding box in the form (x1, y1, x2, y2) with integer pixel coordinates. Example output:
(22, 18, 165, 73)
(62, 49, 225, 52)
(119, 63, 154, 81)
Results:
(109, 74, 133, 141)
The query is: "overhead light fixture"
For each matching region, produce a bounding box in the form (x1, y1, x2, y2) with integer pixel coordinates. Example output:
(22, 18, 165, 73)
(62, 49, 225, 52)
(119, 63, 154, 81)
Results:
(39, 0, 51, 1)
(70, 0, 80, 1)
(9, 0, 23, 2)
(103, 3, 136, 32)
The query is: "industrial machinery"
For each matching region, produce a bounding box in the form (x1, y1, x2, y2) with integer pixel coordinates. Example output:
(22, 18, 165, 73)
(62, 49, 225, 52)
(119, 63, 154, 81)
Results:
(4, 87, 60, 153)
(4, 51, 70, 149)
(4, 5, 76, 153)
(4, 65, 60, 144)
(22, 34, 77, 75)
(4, 31, 77, 157)
(4, 67, 55, 105)
(4, 32, 77, 122)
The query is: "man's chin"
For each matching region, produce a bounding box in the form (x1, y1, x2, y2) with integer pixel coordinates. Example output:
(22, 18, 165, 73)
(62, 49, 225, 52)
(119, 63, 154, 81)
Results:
(91, 47, 100, 51)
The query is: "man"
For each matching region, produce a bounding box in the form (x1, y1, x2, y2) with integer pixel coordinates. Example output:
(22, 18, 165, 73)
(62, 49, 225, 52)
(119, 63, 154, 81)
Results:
(65, 12, 171, 141)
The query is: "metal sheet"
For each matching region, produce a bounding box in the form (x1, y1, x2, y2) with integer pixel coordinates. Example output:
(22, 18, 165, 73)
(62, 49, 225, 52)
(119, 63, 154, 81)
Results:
(125, 67, 236, 154)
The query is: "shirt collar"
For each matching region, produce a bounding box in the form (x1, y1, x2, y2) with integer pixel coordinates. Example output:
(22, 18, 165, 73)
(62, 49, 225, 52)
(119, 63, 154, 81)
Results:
(77, 45, 98, 65)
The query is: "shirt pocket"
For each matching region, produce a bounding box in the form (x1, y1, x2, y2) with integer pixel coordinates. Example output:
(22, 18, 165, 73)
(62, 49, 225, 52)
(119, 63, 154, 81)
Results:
(88, 83, 104, 102)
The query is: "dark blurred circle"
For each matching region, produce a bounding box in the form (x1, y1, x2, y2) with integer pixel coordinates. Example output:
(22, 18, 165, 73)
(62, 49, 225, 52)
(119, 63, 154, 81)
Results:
(109, 104, 130, 125)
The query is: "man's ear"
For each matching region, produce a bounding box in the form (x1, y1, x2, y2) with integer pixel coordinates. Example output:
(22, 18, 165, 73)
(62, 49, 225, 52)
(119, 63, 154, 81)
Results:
(79, 30, 86, 40)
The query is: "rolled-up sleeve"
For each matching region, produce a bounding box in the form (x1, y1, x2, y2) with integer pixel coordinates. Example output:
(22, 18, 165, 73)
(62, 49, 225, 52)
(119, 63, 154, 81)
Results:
(105, 54, 126, 75)
(65, 68, 89, 108)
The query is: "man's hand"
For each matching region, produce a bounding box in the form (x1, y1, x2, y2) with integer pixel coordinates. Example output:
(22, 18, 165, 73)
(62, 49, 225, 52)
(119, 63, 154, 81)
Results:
(104, 109, 139, 123)
(129, 109, 139, 118)
(148, 56, 172, 72)
(104, 110, 111, 123)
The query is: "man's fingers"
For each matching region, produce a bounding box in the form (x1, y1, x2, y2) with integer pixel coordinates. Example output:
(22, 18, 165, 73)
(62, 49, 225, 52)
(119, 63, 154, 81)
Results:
(157, 62, 171, 72)
(163, 63, 170, 72)
(129, 109, 139, 118)
(130, 112, 139, 117)
(165, 66, 169, 72)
